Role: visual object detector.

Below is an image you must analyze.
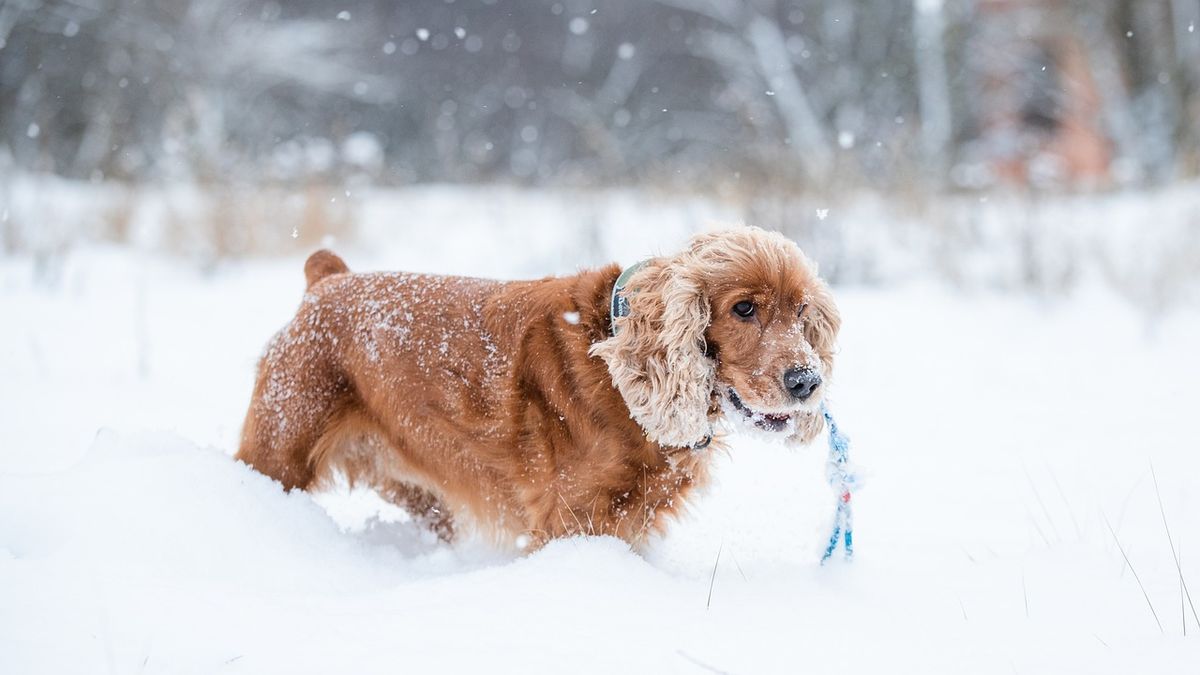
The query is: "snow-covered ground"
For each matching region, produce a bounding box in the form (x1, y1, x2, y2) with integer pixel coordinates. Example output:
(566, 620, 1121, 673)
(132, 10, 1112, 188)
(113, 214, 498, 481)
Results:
(3, 229, 1200, 673)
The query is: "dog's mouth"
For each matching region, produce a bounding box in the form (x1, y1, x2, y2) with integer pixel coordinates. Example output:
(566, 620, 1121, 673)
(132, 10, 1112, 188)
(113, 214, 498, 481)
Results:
(723, 388, 798, 433)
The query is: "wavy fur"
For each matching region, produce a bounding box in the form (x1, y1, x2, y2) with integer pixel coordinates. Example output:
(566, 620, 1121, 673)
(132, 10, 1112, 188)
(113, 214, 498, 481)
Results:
(237, 227, 839, 550)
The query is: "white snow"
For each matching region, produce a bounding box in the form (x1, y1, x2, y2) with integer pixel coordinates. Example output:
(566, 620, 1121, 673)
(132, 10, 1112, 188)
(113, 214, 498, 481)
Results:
(3, 221, 1200, 672)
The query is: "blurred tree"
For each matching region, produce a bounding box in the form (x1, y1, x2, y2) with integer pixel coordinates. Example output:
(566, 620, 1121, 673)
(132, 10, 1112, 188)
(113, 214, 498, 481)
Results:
(1, 0, 1197, 190)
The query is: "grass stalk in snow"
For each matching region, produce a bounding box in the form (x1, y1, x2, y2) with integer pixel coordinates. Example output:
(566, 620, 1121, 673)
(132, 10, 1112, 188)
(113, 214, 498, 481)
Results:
(1022, 571, 1030, 619)
(1024, 506, 1051, 548)
(1103, 513, 1164, 634)
(727, 547, 748, 582)
(1046, 463, 1082, 539)
(1114, 470, 1147, 534)
(1149, 463, 1199, 631)
(706, 542, 723, 610)
(1023, 465, 1060, 543)
(676, 650, 730, 675)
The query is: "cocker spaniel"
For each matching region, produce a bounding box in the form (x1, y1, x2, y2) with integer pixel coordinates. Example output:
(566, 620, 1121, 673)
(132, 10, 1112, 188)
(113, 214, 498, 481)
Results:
(237, 227, 840, 549)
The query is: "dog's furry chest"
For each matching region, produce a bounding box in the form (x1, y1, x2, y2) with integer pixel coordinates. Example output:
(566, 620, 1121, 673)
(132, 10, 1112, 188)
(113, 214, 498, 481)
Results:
(512, 404, 717, 544)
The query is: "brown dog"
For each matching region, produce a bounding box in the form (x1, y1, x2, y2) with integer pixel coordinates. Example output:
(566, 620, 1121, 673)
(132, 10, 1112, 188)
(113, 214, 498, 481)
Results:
(237, 227, 840, 549)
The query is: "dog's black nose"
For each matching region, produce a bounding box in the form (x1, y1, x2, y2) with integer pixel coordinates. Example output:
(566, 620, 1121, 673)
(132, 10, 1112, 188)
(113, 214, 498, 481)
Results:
(784, 367, 822, 401)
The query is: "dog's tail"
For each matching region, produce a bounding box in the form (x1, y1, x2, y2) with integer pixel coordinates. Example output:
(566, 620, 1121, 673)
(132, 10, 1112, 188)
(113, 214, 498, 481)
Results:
(304, 250, 350, 290)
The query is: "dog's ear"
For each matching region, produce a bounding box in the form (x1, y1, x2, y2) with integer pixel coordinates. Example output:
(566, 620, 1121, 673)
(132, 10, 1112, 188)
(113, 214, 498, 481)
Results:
(804, 276, 841, 376)
(590, 259, 715, 448)
(789, 272, 841, 447)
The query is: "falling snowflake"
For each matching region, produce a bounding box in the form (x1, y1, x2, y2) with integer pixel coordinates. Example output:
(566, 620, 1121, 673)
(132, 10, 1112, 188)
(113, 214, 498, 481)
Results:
(336, 11, 350, 21)
(816, 209, 829, 221)
(416, 28, 430, 41)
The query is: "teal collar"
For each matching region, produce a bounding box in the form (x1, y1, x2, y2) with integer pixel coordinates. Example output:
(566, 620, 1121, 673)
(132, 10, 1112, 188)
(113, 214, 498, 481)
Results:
(609, 259, 649, 337)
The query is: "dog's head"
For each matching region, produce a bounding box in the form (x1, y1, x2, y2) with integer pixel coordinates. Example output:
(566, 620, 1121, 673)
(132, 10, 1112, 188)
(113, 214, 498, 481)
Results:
(591, 227, 840, 448)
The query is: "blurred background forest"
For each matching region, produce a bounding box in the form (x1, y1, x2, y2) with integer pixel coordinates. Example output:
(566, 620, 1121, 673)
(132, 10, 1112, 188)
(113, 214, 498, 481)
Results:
(2, 0, 1199, 307)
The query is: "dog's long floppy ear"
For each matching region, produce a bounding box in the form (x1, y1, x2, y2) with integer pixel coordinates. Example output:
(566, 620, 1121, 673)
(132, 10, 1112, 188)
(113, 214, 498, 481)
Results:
(804, 275, 841, 376)
(790, 269, 842, 447)
(590, 256, 715, 448)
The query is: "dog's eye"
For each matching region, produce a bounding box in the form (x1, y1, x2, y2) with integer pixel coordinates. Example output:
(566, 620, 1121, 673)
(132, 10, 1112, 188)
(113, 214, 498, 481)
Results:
(732, 301, 755, 318)
(798, 303, 808, 317)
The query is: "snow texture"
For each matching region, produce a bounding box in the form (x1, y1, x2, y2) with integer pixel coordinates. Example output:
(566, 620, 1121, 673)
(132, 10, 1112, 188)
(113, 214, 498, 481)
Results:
(3, 241, 1200, 673)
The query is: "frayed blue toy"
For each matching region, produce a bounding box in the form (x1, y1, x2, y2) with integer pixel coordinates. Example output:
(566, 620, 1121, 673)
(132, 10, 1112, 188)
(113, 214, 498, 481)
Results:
(820, 401, 858, 563)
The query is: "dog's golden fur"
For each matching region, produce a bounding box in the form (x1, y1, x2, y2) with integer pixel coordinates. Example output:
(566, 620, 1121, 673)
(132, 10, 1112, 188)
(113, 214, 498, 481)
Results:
(237, 227, 839, 549)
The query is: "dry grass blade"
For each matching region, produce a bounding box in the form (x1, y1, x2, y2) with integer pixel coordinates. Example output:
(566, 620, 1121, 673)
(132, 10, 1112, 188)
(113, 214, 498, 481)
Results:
(1022, 571, 1030, 618)
(727, 548, 749, 582)
(706, 542, 723, 610)
(1103, 513, 1163, 634)
(677, 650, 731, 675)
(1149, 463, 1199, 630)
(1023, 465, 1061, 543)
(1024, 506, 1051, 547)
(1046, 463, 1082, 539)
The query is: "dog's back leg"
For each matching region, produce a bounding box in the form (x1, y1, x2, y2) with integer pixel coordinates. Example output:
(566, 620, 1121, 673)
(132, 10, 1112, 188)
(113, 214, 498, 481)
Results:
(306, 411, 458, 543)
(375, 480, 455, 542)
(236, 332, 348, 491)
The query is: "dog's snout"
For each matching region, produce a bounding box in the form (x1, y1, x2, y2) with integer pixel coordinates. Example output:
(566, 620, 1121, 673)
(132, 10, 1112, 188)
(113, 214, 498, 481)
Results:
(783, 367, 822, 401)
